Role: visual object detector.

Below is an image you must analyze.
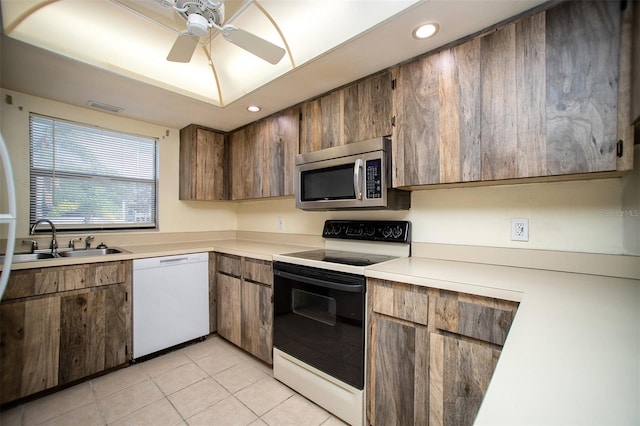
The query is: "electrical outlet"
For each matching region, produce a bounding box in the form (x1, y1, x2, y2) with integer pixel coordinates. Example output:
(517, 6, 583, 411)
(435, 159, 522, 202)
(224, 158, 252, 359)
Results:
(511, 218, 529, 241)
(277, 216, 284, 231)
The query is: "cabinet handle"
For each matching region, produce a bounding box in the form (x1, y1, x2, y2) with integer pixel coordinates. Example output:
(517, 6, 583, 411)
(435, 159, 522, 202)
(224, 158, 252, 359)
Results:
(616, 140, 623, 158)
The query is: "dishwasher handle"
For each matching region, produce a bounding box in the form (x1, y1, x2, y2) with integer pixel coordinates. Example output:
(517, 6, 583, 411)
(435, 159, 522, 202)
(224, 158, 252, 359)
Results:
(159, 257, 189, 265)
(133, 253, 208, 270)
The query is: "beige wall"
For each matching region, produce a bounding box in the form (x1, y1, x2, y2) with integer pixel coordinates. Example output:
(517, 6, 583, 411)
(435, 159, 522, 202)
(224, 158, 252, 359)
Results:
(2, 90, 638, 256)
(0, 89, 237, 240)
(236, 148, 640, 256)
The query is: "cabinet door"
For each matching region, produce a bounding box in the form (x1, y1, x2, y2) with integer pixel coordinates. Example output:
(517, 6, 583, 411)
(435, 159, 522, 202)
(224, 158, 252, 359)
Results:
(429, 333, 501, 426)
(300, 92, 342, 153)
(545, 0, 622, 175)
(240, 280, 273, 364)
(0, 297, 61, 404)
(231, 109, 300, 200)
(368, 314, 429, 426)
(367, 279, 430, 425)
(632, 2, 640, 125)
(300, 72, 392, 154)
(345, 71, 393, 143)
(216, 273, 241, 347)
(229, 123, 263, 200)
(59, 284, 130, 384)
(263, 108, 300, 197)
(179, 124, 227, 201)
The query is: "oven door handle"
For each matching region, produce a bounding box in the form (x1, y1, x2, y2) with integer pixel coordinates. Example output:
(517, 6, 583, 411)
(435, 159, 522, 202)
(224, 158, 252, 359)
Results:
(274, 269, 364, 293)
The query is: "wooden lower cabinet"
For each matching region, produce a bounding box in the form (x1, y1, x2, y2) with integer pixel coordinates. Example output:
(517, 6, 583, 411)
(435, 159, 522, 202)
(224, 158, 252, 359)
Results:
(429, 333, 500, 425)
(370, 316, 429, 425)
(241, 279, 273, 364)
(59, 283, 130, 383)
(367, 278, 518, 426)
(0, 297, 61, 403)
(0, 261, 132, 405)
(215, 254, 273, 364)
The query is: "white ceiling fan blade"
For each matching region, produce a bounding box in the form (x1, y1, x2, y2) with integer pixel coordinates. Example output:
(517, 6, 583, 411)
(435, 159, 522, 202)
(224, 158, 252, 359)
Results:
(222, 26, 285, 65)
(167, 32, 200, 63)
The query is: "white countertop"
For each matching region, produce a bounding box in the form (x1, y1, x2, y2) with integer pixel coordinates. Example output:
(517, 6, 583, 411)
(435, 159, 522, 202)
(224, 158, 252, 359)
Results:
(2, 239, 320, 270)
(367, 257, 640, 425)
(4, 239, 638, 424)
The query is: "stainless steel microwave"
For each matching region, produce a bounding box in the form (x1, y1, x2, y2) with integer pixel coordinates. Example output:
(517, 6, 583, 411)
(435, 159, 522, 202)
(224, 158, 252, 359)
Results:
(295, 137, 410, 210)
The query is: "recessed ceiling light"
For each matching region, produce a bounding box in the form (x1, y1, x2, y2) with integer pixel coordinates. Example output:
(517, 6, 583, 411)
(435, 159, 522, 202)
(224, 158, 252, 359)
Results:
(247, 105, 261, 112)
(413, 23, 439, 40)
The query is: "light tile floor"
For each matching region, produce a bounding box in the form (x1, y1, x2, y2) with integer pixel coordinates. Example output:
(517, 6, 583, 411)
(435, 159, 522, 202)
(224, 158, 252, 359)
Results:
(0, 336, 349, 426)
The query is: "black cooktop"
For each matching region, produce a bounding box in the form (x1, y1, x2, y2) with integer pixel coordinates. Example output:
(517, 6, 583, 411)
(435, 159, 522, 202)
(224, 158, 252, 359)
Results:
(281, 249, 397, 267)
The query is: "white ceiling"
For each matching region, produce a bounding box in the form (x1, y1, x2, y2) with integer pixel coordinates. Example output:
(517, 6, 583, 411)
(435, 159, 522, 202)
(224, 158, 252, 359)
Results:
(0, 0, 548, 132)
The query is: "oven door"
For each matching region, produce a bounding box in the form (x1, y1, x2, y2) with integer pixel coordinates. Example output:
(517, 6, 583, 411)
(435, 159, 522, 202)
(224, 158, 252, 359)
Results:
(273, 261, 366, 389)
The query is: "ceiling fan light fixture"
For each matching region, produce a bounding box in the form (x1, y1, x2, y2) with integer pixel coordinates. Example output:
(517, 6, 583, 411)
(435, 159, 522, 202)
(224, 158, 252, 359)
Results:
(412, 23, 439, 40)
(187, 13, 210, 37)
(247, 105, 260, 112)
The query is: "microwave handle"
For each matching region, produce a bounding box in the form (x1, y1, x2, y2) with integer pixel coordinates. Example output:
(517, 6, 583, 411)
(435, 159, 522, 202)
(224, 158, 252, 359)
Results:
(353, 159, 363, 200)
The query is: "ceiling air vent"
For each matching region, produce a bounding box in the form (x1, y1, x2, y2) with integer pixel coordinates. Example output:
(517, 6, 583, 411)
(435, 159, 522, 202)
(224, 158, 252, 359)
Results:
(87, 100, 124, 113)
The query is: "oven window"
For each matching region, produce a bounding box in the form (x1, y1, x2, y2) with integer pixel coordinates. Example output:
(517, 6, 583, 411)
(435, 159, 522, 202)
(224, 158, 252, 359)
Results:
(301, 163, 355, 201)
(292, 289, 336, 326)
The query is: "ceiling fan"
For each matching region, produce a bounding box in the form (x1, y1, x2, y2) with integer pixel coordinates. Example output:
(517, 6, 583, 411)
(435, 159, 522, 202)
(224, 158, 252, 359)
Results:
(164, 0, 285, 64)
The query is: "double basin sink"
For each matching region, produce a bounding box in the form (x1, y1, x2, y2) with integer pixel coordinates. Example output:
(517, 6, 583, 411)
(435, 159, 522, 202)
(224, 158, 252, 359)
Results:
(1, 247, 128, 264)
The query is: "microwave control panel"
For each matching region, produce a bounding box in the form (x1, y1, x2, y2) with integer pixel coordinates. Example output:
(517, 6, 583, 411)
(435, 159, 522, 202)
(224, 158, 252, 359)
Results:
(365, 159, 382, 199)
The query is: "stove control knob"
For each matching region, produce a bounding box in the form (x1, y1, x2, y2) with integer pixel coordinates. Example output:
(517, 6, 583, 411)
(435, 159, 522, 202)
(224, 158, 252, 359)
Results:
(381, 227, 392, 238)
(392, 226, 404, 239)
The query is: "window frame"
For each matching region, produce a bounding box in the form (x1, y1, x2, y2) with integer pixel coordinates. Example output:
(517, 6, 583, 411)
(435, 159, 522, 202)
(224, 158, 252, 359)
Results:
(29, 113, 159, 233)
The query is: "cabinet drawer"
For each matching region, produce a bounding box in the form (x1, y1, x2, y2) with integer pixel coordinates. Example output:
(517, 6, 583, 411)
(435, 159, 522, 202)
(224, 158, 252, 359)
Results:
(435, 296, 517, 346)
(2, 261, 128, 300)
(216, 254, 242, 277)
(2, 268, 61, 300)
(370, 279, 429, 326)
(243, 258, 272, 286)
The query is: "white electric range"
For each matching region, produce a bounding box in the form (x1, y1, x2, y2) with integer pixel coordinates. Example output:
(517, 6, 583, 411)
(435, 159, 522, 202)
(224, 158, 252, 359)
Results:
(272, 220, 411, 426)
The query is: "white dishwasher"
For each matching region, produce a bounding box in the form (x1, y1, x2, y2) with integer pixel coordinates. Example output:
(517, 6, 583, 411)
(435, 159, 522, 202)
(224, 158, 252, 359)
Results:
(133, 253, 209, 359)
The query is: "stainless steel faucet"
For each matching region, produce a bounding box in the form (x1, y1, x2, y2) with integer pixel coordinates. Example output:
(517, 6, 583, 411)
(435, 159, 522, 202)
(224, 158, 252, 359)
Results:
(68, 237, 82, 250)
(85, 235, 95, 250)
(29, 219, 57, 254)
(22, 239, 38, 253)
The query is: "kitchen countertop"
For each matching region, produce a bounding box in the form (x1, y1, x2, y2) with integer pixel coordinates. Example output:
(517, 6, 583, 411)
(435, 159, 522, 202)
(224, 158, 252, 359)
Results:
(366, 257, 640, 425)
(3, 239, 638, 424)
(1, 239, 320, 270)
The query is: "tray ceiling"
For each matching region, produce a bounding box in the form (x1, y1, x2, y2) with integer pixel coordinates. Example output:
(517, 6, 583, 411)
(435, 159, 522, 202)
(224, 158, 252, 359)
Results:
(0, 0, 548, 131)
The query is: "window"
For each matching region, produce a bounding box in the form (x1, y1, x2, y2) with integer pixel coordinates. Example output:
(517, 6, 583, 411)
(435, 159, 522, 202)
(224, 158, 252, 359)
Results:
(30, 114, 158, 231)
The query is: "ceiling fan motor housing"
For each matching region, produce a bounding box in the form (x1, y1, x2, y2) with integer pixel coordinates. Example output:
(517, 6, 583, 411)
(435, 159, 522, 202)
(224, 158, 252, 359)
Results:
(187, 13, 210, 36)
(174, 0, 225, 26)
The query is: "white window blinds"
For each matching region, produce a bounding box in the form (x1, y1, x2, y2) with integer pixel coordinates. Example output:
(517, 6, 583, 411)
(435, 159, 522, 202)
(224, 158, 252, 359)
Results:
(30, 114, 158, 231)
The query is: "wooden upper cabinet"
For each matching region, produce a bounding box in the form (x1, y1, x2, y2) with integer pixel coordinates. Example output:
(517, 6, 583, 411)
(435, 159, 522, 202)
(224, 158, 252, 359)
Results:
(299, 71, 393, 154)
(393, 0, 633, 188)
(179, 124, 228, 201)
(633, 2, 640, 125)
(229, 108, 299, 200)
